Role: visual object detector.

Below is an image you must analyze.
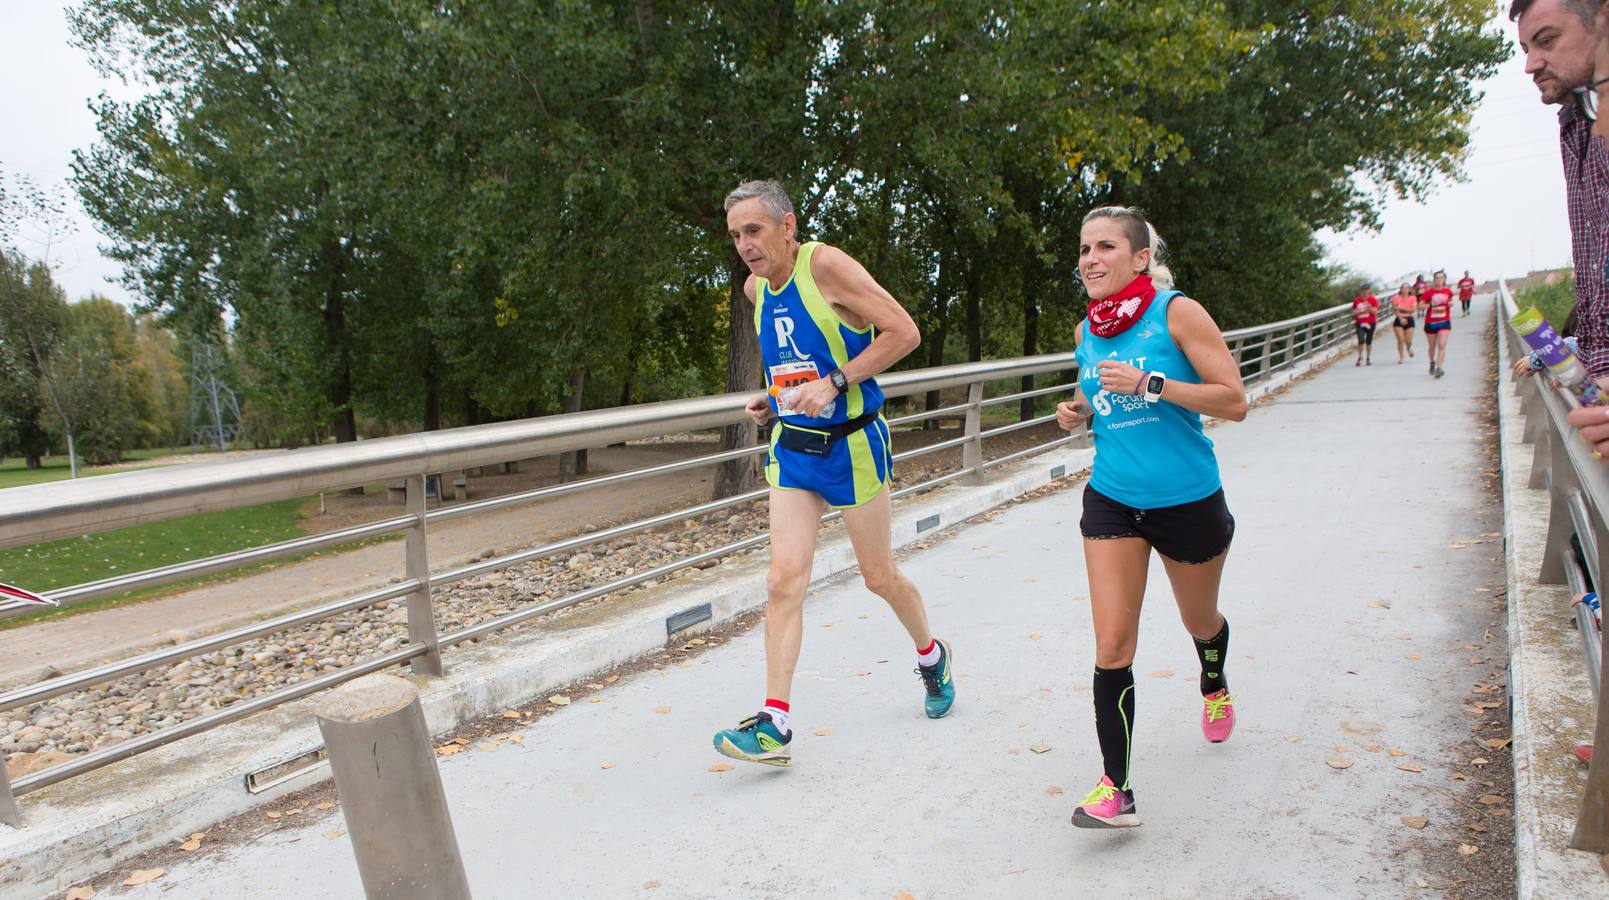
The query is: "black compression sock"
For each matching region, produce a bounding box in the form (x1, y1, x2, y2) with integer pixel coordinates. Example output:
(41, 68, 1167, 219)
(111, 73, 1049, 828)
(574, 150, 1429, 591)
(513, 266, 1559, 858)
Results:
(1194, 617, 1230, 696)
(1092, 665, 1136, 794)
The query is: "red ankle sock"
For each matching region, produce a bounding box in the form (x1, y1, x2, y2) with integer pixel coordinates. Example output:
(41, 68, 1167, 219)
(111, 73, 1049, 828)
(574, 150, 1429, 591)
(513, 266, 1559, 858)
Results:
(916, 640, 937, 657)
(764, 698, 789, 712)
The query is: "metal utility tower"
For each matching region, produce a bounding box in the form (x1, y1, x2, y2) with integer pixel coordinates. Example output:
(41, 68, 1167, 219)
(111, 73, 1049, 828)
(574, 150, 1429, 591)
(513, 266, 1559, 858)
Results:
(189, 341, 243, 451)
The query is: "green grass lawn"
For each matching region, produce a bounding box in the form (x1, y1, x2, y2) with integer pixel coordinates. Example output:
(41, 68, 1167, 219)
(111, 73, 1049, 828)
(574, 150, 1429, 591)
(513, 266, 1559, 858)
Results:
(0, 496, 314, 627)
(0, 445, 220, 490)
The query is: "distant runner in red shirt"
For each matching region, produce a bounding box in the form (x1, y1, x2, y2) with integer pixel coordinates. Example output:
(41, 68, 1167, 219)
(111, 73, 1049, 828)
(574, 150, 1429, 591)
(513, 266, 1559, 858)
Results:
(1351, 290, 1379, 366)
(1412, 275, 1427, 303)
(1420, 270, 1455, 378)
(1389, 283, 1418, 364)
(1457, 270, 1476, 318)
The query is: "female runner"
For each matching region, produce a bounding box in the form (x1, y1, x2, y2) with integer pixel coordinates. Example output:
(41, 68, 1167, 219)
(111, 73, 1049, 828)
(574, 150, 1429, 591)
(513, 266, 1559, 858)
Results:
(1056, 206, 1247, 828)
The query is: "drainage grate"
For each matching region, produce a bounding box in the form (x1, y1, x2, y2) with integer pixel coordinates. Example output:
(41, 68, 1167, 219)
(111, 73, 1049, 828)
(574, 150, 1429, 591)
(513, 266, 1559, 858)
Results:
(245, 746, 328, 794)
(1050, 465, 1066, 478)
(917, 514, 941, 533)
(666, 603, 713, 635)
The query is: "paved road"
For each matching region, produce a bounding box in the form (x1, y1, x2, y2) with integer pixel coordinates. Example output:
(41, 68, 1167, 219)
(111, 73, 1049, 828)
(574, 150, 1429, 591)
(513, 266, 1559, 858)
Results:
(114, 302, 1506, 899)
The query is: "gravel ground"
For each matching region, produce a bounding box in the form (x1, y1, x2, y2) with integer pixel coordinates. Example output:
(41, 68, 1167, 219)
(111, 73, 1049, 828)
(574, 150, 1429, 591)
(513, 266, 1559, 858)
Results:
(1, 422, 1070, 780)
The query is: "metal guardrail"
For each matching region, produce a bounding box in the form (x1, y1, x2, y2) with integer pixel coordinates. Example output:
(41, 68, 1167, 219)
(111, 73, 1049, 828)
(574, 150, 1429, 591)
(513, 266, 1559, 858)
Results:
(0, 300, 1352, 826)
(1497, 279, 1609, 852)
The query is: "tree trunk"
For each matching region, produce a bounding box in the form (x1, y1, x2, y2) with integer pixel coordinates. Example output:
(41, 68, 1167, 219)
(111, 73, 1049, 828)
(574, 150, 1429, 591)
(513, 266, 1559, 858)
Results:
(321, 236, 358, 445)
(924, 249, 953, 429)
(424, 358, 442, 432)
(965, 263, 983, 362)
(713, 255, 762, 499)
(559, 368, 588, 481)
(1021, 263, 1041, 422)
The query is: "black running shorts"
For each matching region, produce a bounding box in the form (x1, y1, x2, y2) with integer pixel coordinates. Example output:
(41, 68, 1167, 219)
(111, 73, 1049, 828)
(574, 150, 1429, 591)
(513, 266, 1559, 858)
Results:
(1080, 485, 1235, 564)
(1355, 323, 1374, 345)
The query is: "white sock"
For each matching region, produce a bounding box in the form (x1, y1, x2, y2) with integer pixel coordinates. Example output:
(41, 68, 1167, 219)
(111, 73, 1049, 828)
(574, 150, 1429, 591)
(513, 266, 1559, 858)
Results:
(916, 639, 944, 668)
(763, 704, 790, 736)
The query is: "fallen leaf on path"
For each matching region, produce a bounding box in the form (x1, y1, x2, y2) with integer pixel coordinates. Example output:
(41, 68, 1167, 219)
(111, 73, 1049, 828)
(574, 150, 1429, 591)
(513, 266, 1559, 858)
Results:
(1489, 808, 1511, 817)
(1401, 816, 1429, 829)
(477, 741, 502, 753)
(855, 671, 871, 677)
(708, 762, 734, 772)
(1477, 794, 1506, 805)
(65, 887, 94, 900)
(265, 810, 283, 819)
(178, 832, 205, 852)
(1045, 786, 1064, 796)
(587, 683, 604, 689)
(315, 802, 335, 810)
(1457, 844, 1479, 856)
(591, 697, 603, 704)
(878, 658, 890, 664)
(507, 734, 524, 744)
(654, 706, 672, 715)
(1284, 735, 1301, 742)
(122, 869, 165, 887)
(1472, 757, 1489, 766)
(814, 727, 833, 736)
(1388, 748, 1408, 757)
(600, 762, 616, 769)
(549, 695, 571, 706)
(1405, 654, 1421, 660)
(1451, 772, 1469, 781)
(1028, 634, 1042, 641)
(323, 827, 346, 839)
(436, 745, 463, 757)
(1007, 748, 1022, 755)
(503, 711, 521, 719)
(1467, 658, 1487, 665)
(1151, 669, 1174, 678)
(1364, 744, 1381, 753)
(1396, 634, 1413, 641)
(822, 622, 833, 628)
(1326, 755, 1354, 769)
(1023, 577, 1037, 583)
(1335, 745, 1351, 753)
(1030, 744, 1052, 754)
(686, 638, 706, 646)
(1485, 737, 1513, 750)
(605, 675, 619, 683)
(1395, 762, 1423, 773)
(284, 808, 301, 816)
(644, 882, 662, 890)
(452, 738, 470, 745)
(895, 894, 915, 900)
(1469, 823, 1489, 833)
(1365, 600, 1390, 609)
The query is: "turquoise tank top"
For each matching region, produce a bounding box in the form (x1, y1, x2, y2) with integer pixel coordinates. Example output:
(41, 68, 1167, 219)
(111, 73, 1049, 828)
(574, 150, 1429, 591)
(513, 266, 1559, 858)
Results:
(754, 241, 884, 427)
(1075, 290, 1221, 508)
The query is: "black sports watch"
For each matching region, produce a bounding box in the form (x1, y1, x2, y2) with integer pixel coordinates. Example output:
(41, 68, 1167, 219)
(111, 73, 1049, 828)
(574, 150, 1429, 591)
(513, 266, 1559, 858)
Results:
(827, 369, 850, 394)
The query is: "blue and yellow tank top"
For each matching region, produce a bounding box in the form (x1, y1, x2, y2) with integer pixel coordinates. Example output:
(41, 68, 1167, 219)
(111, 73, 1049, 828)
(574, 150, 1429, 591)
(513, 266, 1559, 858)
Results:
(1075, 290, 1221, 508)
(754, 241, 884, 427)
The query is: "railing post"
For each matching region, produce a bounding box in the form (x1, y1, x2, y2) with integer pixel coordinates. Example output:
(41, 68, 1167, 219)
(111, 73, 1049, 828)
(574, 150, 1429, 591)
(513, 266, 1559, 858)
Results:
(317, 674, 472, 898)
(0, 755, 19, 828)
(404, 475, 444, 676)
(1539, 435, 1574, 584)
(1258, 335, 1273, 380)
(963, 381, 986, 484)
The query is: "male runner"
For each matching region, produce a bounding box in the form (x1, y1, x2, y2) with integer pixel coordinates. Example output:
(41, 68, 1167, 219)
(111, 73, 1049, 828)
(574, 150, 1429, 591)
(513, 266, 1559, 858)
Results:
(1457, 270, 1476, 317)
(711, 179, 955, 767)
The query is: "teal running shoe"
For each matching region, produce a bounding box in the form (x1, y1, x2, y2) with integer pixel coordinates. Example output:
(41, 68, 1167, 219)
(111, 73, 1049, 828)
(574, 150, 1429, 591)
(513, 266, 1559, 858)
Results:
(916, 639, 956, 718)
(712, 711, 792, 767)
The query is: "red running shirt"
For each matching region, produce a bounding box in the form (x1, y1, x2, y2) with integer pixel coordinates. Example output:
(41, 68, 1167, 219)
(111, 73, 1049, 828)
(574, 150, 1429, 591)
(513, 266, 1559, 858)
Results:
(1352, 295, 1379, 325)
(1457, 277, 1475, 300)
(1423, 286, 1454, 324)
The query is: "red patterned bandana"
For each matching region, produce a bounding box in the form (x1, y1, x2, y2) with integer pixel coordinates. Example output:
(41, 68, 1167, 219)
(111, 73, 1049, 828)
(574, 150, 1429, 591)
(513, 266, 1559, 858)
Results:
(1086, 274, 1157, 338)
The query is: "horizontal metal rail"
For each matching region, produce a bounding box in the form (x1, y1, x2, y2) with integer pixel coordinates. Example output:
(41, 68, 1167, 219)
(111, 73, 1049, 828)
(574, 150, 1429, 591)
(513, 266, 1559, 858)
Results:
(1498, 279, 1609, 852)
(0, 297, 1347, 825)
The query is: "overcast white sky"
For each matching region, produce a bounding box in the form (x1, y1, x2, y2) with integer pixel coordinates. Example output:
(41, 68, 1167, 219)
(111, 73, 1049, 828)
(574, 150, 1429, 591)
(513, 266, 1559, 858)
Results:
(0, 5, 1577, 307)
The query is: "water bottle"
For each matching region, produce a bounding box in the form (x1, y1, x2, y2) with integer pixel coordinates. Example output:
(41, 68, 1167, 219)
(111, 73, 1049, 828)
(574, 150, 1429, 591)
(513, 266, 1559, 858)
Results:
(1511, 308, 1605, 406)
(772, 384, 835, 419)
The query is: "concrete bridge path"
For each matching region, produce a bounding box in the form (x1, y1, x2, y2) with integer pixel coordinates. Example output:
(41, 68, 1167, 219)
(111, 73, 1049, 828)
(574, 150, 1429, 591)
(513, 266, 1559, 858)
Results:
(113, 302, 1507, 899)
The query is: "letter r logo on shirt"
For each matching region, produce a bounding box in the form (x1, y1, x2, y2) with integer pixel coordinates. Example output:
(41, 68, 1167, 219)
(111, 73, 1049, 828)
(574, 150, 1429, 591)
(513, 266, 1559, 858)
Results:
(774, 316, 810, 360)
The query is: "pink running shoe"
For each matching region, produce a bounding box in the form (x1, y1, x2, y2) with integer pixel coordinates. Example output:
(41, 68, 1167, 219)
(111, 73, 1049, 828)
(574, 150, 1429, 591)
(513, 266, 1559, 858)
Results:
(1071, 775, 1140, 828)
(1202, 689, 1235, 743)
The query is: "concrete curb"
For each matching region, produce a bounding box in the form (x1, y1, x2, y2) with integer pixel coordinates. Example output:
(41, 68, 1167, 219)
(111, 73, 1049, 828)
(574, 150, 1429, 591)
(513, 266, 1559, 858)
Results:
(1493, 321, 1608, 897)
(0, 349, 1336, 899)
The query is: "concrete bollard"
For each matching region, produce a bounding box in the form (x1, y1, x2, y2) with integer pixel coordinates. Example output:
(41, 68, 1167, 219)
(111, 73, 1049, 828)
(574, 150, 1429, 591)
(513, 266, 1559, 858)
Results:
(316, 674, 472, 899)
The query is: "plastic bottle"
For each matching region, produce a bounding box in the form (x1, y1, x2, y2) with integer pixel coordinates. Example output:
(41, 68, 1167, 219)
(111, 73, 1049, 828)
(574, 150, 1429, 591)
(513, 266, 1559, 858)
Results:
(1510, 307, 1605, 406)
(770, 383, 835, 419)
